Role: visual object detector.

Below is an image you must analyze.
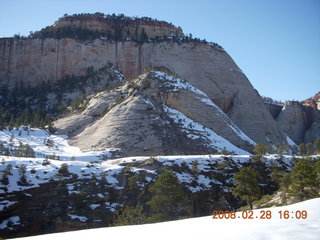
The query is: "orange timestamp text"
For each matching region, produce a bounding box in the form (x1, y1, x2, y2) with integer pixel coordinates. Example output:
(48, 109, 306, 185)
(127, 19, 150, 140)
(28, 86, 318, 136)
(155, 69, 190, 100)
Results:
(212, 210, 308, 220)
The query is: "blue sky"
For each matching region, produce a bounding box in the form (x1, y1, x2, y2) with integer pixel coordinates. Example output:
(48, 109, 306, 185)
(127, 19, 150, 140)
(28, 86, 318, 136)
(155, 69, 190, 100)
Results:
(0, 0, 319, 101)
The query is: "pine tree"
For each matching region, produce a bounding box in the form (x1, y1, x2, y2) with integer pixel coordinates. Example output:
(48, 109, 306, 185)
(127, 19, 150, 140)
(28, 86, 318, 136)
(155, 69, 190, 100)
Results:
(231, 166, 261, 210)
(270, 164, 287, 189)
(253, 143, 270, 156)
(299, 143, 306, 156)
(147, 169, 187, 221)
(288, 158, 318, 198)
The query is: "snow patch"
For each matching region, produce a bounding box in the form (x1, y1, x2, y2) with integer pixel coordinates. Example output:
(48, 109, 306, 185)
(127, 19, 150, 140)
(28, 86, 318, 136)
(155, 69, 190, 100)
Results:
(163, 105, 250, 155)
(0, 216, 20, 230)
(68, 214, 88, 222)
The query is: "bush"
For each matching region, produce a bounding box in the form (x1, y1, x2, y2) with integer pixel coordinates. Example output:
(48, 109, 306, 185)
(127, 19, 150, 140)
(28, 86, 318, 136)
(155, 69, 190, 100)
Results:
(58, 163, 69, 176)
(42, 158, 51, 166)
(13, 142, 35, 158)
(113, 206, 147, 226)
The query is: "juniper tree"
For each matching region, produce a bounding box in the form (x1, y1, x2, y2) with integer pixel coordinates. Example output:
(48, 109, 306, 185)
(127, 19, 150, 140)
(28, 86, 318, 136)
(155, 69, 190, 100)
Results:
(231, 166, 261, 210)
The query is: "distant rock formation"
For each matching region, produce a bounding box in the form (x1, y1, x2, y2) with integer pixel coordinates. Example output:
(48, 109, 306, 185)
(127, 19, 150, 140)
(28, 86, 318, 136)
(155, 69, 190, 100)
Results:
(276, 101, 310, 144)
(263, 92, 320, 144)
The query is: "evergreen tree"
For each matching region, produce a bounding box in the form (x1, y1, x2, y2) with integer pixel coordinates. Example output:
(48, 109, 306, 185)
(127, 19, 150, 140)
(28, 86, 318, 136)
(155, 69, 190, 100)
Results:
(315, 160, 320, 183)
(253, 143, 270, 156)
(13, 143, 35, 158)
(231, 166, 261, 210)
(113, 206, 147, 226)
(8, 116, 15, 130)
(18, 165, 28, 186)
(191, 160, 200, 176)
(270, 164, 287, 189)
(314, 140, 320, 154)
(58, 163, 69, 176)
(299, 143, 306, 156)
(128, 174, 140, 191)
(147, 169, 187, 221)
(305, 143, 314, 156)
(288, 158, 318, 198)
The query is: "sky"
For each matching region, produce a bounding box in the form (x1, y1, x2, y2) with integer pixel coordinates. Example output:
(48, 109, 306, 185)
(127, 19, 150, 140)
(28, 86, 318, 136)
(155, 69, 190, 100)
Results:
(0, 0, 319, 101)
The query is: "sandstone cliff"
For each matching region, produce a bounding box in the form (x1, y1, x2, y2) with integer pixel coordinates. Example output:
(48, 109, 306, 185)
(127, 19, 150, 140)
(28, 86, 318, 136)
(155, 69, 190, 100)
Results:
(49, 13, 184, 40)
(276, 101, 309, 144)
(0, 37, 289, 147)
(0, 15, 292, 147)
(271, 92, 320, 144)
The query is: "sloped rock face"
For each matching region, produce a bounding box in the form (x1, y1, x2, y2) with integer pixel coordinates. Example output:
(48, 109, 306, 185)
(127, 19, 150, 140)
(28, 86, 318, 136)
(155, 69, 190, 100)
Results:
(65, 71, 254, 156)
(273, 93, 320, 144)
(304, 121, 320, 143)
(264, 102, 283, 119)
(276, 101, 309, 144)
(0, 36, 288, 147)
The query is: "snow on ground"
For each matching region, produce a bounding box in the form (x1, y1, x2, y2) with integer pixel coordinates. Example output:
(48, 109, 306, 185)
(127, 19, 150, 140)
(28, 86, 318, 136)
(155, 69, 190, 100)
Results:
(163, 105, 250, 155)
(12, 198, 320, 240)
(0, 156, 124, 193)
(0, 216, 20, 230)
(68, 214, 88, 222)
(0, 127, 120, 162)
(0, 153, 295, 194)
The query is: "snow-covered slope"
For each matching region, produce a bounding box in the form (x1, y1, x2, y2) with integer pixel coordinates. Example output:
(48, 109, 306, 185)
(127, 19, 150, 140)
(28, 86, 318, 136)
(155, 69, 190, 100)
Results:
(0, 127, 295, 194)
(12, 198, 320, 240)
(0, 150, 294, 194)
(0, 127, 121, 162)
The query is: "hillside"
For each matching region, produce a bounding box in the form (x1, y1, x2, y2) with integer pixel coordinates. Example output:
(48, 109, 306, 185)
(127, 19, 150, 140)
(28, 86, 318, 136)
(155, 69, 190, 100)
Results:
(0, 127, 301, 238)
(11, 198, 320, 240)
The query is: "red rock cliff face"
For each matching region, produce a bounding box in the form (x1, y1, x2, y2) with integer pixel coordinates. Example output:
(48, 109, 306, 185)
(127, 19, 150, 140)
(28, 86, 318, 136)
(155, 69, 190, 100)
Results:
(0, 37, 289, 146)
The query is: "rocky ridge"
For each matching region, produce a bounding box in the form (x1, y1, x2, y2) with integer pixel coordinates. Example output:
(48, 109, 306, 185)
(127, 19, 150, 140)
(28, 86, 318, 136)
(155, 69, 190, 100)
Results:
(49, 13, 184, 40)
